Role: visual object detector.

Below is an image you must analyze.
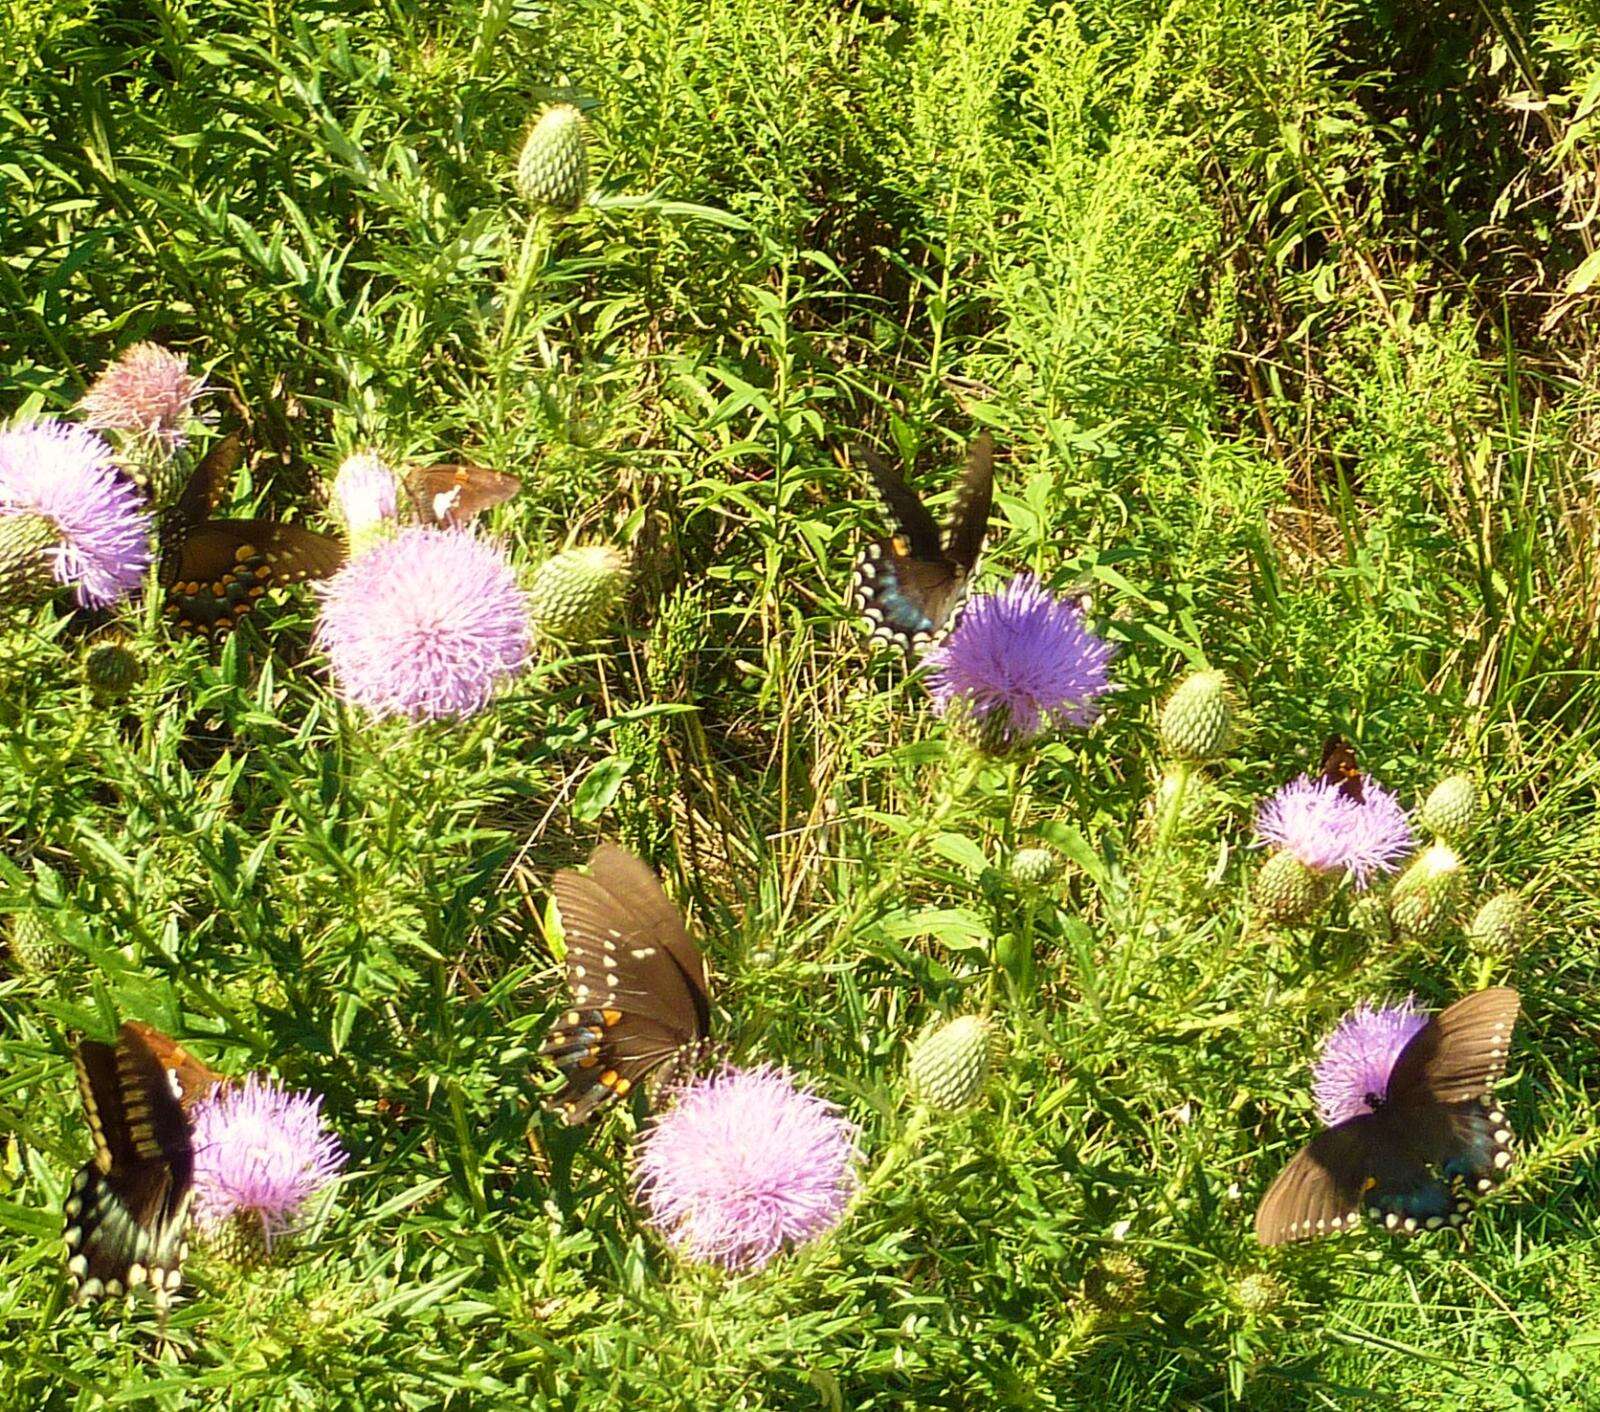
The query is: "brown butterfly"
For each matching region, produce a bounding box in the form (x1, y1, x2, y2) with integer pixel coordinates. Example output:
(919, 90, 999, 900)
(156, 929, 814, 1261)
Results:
(1319, 734, 1365, 803)
(64, 1022, 229, 1312)
(406, 463, 522, 528)
(159, 432, 346, 639)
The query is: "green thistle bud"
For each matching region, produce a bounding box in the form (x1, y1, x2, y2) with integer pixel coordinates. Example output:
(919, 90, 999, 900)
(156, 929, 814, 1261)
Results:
(1467, 891, 1531, 957)
(907, 1015, 1005, 1114)
(1232, 1271, 1287, 1318)
(0, 513, 59, 604)
(117, 442, 187, 511)
(1253, 851, 1331, 924)
(1390, 843, 1466, 942)
(1419, 774, 1480, 843)
(1009, 848, 1060, 889)
(198, 1211, 272, 1271)
(1157, 670, 1240, 761)
(5, 910, 68, 975)
(85, 643, 143, 701)
(1347, 892, 1392, 944)
(515, 104, 589, 212)
(528, 545, 629, 643)
(1083, 1251, 1146, 1314)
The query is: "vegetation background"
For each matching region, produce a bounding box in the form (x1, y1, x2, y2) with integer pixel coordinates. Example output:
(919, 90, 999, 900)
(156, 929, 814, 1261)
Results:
(4, 0, 1600, 1405)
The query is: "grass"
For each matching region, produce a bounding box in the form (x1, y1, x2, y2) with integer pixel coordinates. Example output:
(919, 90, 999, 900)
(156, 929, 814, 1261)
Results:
(4, 0, 1600, 1405)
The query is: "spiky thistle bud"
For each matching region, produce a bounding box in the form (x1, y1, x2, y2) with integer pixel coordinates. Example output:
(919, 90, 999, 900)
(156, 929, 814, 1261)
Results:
(527, 545, 629, 644)
(1467, 891, 1531, 957)
(1232, 1271, 1287, 1318)
(1083, 1251, 1146, 1314)
(907, 1015, 1005, 1114)
(1253, 851, 1332, 924)
(1347, 892, 1392, 944)
(1418, 774, 1480, 843)
(1158, 669, 1240, 761)
(1009, 848, 1060, 890)
(0, 513, 59, 605)
(5, 911, 68, 975)
(85, 643, 143, 701)
(515, 104, 589, 212)
(1390, 843, 1466, 942)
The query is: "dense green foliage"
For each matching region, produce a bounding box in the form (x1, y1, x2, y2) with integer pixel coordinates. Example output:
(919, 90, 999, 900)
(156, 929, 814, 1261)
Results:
(5, 0, 1600, 1405)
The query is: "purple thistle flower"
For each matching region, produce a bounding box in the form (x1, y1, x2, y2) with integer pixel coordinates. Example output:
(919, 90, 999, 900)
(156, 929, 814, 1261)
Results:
(1312, 998, 1429, 1126)
(316, 526, 531, 721)
(0, 421, 152, 606)
(634, 1064, 859, 1272)
(190, 1075, 346, 1247)
(1255, 774, 1413, 889)
(79, 342, 207, 451)
(332, 452, 399, 535)
(925, 574, 1116, 748)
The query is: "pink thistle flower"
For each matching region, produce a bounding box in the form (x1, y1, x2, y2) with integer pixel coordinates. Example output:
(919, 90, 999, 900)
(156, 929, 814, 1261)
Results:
(1255, 775, 1413, 889)
(0, 421, 152, 606)
(634, 1064, 859, 1272)
(316, 526, 531, 721)
(79, 342, 207, 451)
(331, 452, 399, 539)
(190, 1076, 346, 1248)
(925, 574, 1116, 749)
(1312, 999, 1429, 1126)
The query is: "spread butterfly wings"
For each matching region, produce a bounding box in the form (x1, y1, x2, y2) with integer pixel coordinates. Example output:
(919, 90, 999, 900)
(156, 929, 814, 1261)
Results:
(1256, 989, 1521, 1246)
(853, 432, 995, 652)
(541, 843, 711, 1125)
(64, 1023, 223, 1309)
(406, 463, 522, 528)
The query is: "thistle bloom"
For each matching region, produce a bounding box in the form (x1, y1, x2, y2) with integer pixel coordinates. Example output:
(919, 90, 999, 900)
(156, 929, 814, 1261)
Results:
(331, 452, 400, 554)
(634, 1064, 859, 1272)
(925, 575, 1115, 749)
(0, 421, 152, 606)
(1312, 999, 1428, 1126)
(316, 526, 531, 721)
(79, 342, 207, 451)
(1255, 775, 1413, 889)
(190, 1076, 346, 1247)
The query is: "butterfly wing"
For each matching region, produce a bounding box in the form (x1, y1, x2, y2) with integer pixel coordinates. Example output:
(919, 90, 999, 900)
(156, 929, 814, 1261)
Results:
(541, 843, 711, 1125)
(1255, 1113, 1388, 1244)
(164, 520, 346, 638)
(1319, 734, 1365, 802)
(942, 431, 994, 574)
(857, 446, 943, 559)
(64, 1024, 200, 1308)
(159, 431, 244, 581)
(406, 463, 522, 528)
(1387, 988, 1521, 1106)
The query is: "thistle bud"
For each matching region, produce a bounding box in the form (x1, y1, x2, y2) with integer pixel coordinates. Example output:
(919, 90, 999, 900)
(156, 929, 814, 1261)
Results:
(907, 1015, 1005, 1114)
(1157, 669, 1240, 761)
(1467, 891, 1531, 957)
(514, 104, 589, 212)
(1009, 848, 1060, 890)
(527, 545, 629, 643)
(5, 910, 68, 975)
(1083, 1251, 1146, 1314)
(1390, 843, 1466, 942)
(85, 643, 143, 701)
(1418, 774, 1480, 843)
(0, 513, 59, 605)
(1253, 851, 1331, 925)
(1232, 1271, 1287, 1318)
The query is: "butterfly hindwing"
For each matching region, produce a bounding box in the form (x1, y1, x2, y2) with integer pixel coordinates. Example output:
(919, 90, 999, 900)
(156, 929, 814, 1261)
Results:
(541, 843, 711, 1125)
(164, 521, 346, 639)
(406, 463, 522, 528)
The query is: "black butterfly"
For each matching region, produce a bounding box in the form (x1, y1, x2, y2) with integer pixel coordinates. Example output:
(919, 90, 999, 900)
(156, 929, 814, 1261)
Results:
(853, 431, 995, 652)
(158, 432, 346, 639)
(1320, 734, 1365, 802)
(1255, 988, 1521, 1245)
(64, 1022, 226, 1311)
(406, 462, 522, 528)
(540, 843, 712, 1125)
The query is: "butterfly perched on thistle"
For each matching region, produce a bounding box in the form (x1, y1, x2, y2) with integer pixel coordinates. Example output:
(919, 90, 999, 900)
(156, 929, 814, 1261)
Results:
(851, 431, 995, 653)
(1255, 989, 1521, 1245)
(158, 431, 345, 639)
(63, 1022, 227, 1312)
(405, 462, 522, 529)
(539, 844, 712, 1125)
(1319, 733, 1365, 802)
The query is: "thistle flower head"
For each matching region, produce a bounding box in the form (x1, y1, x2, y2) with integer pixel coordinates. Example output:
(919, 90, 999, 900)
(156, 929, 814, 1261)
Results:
(634, 1064, 858, 1272)
(0, 421, 152, 607)
(316, 526, 531, 721)
(79, 342, 207, 451)
(1312, 999, 1428, 1127)
(1254, 774, 1413, 888)
(191, 1075, 346, 1248)
(331, 452, 400, 553)
(925, 575, 1115, 751)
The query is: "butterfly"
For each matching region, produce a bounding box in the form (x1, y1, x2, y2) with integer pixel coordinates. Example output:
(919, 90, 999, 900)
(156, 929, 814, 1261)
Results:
(1255, 988, 1521, 1245)
(406, 462, 522, 528)
(852, 431, 995, 652)
(540, 843, 712, 1125)
(1320, 734, 1365, 802)
(64, 1021, 227, 1311)
(158, 432, 346, 639)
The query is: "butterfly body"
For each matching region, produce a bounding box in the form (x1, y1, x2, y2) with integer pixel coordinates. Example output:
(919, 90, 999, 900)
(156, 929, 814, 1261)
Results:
(64, 1022, 225, 1310)
(853, 432, 994, 652)
(406, 463, 522, 528)
(540, 844, 711, 1125)
(1256, 989, 1520, 1245)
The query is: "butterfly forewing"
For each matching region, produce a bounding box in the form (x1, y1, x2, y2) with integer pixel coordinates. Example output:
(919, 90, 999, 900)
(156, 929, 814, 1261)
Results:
(942, 430, 994, 573)
(541, 843, 711, 1124)
(1318, 735, 1365, 802)
(406, 463, 522, 528)
(1386, 987, 1521, 1107)
(159, 431, 244, 585)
